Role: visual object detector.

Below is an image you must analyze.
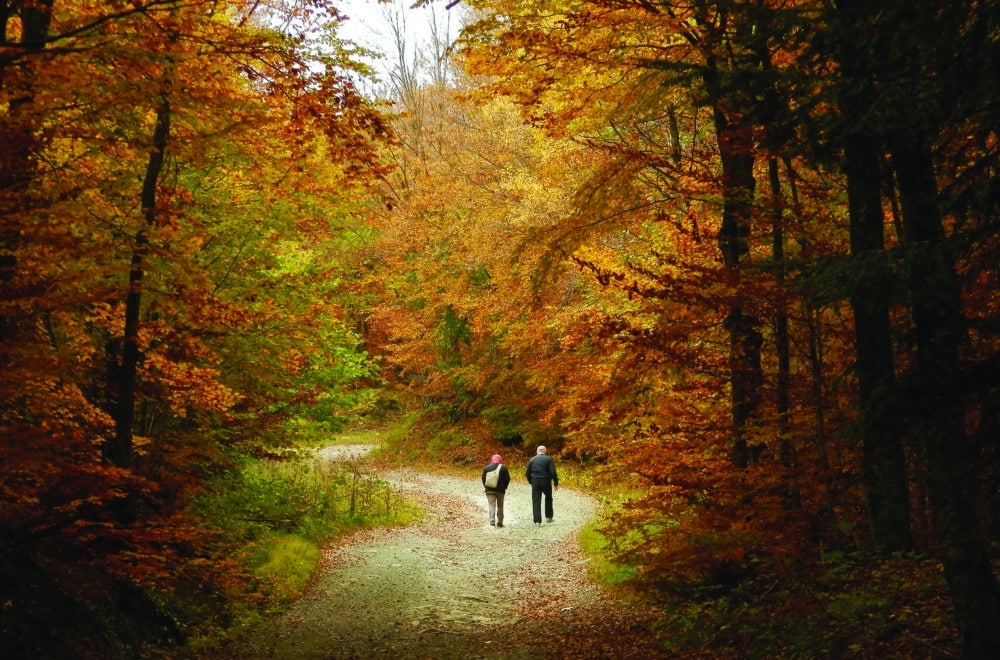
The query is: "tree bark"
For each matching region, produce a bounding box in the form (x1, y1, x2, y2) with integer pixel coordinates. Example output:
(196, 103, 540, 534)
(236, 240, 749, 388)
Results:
(891, 138, 1000, 658)
(711, 101, 761, 468)
(767, 157, 791, 465)
(107, 97, 171, 468)
(843, 135, 912, 553)
(0, 0, 54, 342)
(829, 0, 914, 554)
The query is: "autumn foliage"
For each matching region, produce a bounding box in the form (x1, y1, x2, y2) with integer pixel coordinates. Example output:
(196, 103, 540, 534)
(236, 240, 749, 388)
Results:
(365, 0, 1000, 656)
(1, 0, 391, 655)
(2, 0, 999, 657)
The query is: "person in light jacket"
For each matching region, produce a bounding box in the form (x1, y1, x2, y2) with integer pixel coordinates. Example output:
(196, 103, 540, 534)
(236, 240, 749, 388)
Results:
(482, 454, 511, 527)
(525, 445, 558, 526)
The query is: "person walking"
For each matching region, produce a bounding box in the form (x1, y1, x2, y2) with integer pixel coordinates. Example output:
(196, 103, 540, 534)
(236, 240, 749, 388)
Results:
(525, 445, 558, 526)
(482, 454, 511, 527)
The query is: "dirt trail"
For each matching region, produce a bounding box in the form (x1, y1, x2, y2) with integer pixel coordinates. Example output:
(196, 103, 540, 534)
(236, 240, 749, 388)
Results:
(223, 445, 665, 659)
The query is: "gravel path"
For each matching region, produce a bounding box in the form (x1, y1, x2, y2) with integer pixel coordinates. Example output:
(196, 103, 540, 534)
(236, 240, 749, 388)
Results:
(222, 445, 665, 659)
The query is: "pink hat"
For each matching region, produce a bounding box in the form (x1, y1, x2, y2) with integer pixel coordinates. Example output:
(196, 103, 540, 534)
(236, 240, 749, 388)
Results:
(491, 454, 502, 463)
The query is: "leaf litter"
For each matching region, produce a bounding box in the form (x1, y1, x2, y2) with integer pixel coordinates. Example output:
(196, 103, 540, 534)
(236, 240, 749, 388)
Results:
(219, 445, 667, 659)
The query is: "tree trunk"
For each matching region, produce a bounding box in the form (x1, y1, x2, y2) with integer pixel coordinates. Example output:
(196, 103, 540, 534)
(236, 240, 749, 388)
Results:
(0, 0, 54, 342)
(830, 0, 914, 554)
(767, 157, 791, 465)
(892, 138, 1000, 658)
(107, 98, 171, 468)
(713, 104, 761, 468)
(843, 134, 912, 553)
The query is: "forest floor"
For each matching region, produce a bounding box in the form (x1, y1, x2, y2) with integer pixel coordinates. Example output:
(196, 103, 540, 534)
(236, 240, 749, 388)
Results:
(219, 443, 668, 659)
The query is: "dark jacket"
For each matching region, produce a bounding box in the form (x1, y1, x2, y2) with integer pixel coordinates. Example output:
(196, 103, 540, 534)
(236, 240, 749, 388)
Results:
(482, 463, 511, 493)
(525, 454, 558, 486)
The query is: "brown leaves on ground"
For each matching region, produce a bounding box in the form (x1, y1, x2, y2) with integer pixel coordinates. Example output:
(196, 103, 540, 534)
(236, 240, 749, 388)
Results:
(500, 532, 669, 659)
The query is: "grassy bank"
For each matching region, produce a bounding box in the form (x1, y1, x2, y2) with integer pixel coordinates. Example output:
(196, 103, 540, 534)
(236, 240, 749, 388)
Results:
(186, 428, 421, 653)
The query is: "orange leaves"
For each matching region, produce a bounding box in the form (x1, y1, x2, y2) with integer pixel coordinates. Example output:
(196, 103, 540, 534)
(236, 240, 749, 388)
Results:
(439, 0, 865, 594)
(1, 0, 394, 648)
(143, 353, 242, 416)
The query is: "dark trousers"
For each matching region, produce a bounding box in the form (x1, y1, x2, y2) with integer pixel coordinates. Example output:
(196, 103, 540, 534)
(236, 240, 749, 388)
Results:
(531, 480, 554, 523)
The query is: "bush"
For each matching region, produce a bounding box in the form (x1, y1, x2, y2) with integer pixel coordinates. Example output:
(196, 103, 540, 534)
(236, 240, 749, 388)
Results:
(187, 444, 420, 648)
(251, 534, 321, 599)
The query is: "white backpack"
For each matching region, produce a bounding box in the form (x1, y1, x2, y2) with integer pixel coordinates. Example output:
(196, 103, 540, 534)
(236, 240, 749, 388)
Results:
(485, 464, 502, 488)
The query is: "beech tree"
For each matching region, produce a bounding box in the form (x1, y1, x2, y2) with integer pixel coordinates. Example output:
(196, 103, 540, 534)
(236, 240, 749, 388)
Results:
(791, 1, 1000, 652)
(368, 74, 590, 426)
(449, 0, 999, 655)
(1, 0, 391, 653)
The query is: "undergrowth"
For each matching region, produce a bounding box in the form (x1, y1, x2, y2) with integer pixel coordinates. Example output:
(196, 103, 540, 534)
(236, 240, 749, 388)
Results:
(577, 483, 653, 607)
(185, 429, 422, 652)
(644, 551, 959, 658)
(579, 498, 960, 658)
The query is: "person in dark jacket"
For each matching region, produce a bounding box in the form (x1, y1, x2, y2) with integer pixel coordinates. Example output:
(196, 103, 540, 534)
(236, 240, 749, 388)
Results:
(482, 454, 511, 527)
(525, 445, 558, 526)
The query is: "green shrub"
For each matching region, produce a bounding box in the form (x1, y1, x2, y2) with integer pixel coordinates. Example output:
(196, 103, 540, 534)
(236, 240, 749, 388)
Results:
(189, 444, 419, 639)
(427, 428, 470, 457)
(251, 534, 321, 598)
(578, 523, 639, 587)
(377, 410, 420, 457)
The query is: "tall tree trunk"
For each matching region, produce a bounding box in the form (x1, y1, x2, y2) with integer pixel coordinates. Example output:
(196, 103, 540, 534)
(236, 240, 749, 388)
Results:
(767, 157, 791, 465)
(712, 102, 761, 468)
(831, 0, 913, 554)
(891, 138, 1000, 657)
(107, 97, 171, 468)
(0, 0, 54, 342)
(843, 135, 912, 553)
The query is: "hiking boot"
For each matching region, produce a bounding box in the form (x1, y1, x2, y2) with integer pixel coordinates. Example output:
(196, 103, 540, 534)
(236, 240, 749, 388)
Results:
(490, 520, 496, 526)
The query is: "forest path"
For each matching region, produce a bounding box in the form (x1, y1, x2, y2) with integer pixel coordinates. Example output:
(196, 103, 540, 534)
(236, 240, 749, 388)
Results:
(223, 444, 665, 659)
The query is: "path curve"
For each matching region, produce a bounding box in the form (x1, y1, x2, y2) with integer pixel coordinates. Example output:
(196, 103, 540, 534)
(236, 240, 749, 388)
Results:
(222, 445, 665, 659)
